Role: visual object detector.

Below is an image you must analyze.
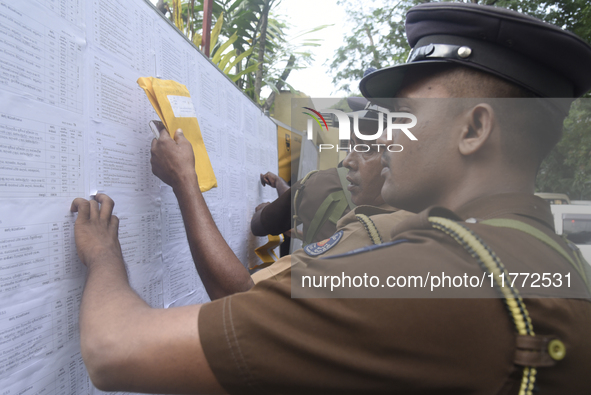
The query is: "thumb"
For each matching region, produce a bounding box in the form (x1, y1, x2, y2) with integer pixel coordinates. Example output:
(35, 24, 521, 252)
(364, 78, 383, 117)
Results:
(174, 128, 185, 142)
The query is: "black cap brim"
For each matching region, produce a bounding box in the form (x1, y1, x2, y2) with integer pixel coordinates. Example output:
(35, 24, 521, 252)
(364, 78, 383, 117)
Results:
(360, 61, 455, 107)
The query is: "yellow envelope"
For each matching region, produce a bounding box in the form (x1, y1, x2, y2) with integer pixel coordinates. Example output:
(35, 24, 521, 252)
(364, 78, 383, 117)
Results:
(138, 77, 217, 192)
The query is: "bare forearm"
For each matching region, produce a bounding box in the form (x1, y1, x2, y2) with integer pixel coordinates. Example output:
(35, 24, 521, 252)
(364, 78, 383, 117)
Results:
(73, 194, 223, 393)
(81, 252, 146, 314)
(174, 174, 254, 299)
(80, 254, 222, 393)
(80, 251, 151, 383)
(250, 208, 267, 236)
(275, 177, 289, 196)
(81, 251, 148, 336)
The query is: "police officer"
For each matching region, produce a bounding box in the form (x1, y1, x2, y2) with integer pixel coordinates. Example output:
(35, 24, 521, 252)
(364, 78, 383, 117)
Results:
(72, 3, 591, 394)
(250, 96, 409, 281)
(251, 96, 395, 245)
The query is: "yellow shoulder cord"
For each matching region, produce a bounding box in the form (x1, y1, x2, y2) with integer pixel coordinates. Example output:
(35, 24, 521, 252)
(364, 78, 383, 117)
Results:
(428, 217, 536, 395)
(355, 214, 383, 245)
(572, 247, 591, 291)
(292, 170, 319, 240)
(480, 218, 591, 293)
(304, 191, 349, 245)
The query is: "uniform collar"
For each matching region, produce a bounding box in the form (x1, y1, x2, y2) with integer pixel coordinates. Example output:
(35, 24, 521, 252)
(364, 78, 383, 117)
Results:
(336, 203, 397, 229)
(455, 193, 555, 230)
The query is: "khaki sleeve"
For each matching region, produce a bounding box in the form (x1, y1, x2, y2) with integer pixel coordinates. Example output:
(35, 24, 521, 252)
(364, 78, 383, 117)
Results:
(251, 255, 291, 283)
(198, 259, 515, 394)
(201, 197, 591, 394)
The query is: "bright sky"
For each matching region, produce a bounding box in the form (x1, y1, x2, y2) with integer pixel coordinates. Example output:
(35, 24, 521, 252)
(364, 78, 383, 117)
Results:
(271, 0, 348, 98)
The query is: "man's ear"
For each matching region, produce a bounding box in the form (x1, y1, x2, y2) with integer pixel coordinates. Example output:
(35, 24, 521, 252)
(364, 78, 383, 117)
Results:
(458, 103, 495, 156)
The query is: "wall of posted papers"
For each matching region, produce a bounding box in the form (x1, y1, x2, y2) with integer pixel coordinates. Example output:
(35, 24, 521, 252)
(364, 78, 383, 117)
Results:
(0, 0, 279, 393)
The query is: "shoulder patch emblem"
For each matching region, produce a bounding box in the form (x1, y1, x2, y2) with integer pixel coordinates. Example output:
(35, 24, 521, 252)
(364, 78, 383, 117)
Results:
(322, 239, 409, 260)
(304, 230, 344, 256)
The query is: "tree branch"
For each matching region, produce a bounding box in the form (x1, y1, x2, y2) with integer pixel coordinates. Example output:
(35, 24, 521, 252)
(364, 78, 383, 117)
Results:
(254, 0, 271, 102)
(263, 54, 296, 110)
(365, 26, 381, 68)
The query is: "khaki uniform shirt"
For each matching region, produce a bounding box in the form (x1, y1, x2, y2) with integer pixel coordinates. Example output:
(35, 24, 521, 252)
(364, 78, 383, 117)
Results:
(294, 167, 363, 243)
(200, 193, 591, 394)
(258, 168, 347, 241)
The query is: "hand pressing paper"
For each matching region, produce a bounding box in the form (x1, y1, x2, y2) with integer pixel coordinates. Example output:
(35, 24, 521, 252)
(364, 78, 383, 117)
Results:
(137, 77, 217, 192)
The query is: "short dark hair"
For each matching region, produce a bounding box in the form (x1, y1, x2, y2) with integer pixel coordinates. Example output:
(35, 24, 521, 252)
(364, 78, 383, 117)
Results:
(435, 65, 535, 99)
(402, 64, 564, 167)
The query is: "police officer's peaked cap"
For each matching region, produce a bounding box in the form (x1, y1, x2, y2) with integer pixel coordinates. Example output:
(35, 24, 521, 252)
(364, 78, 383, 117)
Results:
(360, 3, 591, 102)
(347, 96, 371, 112)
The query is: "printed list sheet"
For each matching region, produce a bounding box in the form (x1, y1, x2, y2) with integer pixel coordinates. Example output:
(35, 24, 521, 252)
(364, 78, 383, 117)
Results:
(0, 0, 279, 394)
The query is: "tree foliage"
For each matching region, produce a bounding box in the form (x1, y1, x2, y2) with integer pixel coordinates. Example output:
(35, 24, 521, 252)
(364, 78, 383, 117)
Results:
(158, 0, 325, 107)
(330, 0, 591, 199)
(537, 99, 591, 199)
(329, 0, 416, 93)
(330, 0, 591, 93)
(483, 0, 591, 198)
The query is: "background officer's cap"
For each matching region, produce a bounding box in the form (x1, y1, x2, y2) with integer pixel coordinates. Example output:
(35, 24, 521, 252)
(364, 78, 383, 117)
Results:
(334, 95, 385, 134)
(360, 3, 591, 102)
(335, 68, 384, 130)
(346, 96, 380, 120)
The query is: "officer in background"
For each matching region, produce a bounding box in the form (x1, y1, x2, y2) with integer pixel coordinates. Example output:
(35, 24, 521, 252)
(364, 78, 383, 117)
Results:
(251, 96, 394, 246)
(254, 171, 292, 256)
(259, 171, 290, 196)
(250, 95, 409, 281)
(71, 3, 591, 394)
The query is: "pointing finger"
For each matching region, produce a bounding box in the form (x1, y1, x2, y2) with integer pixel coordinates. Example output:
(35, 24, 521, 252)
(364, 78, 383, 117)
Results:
(110, 215, 120, 235)
(70, 198, 90, 220)
(95, 193, 115, 221)
(89, 199, 99, 221)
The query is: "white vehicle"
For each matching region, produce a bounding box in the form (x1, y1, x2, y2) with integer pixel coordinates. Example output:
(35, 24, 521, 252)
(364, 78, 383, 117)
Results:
(536, 192, 570, 205)
(550, 204, 591, 264)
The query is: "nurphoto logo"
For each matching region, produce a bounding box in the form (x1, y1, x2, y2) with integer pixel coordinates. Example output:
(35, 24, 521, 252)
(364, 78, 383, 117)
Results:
(302, 107, 418, 152)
